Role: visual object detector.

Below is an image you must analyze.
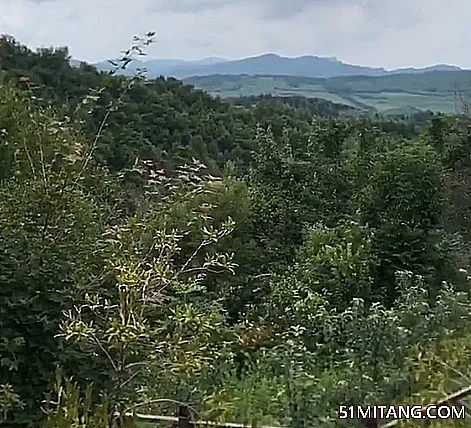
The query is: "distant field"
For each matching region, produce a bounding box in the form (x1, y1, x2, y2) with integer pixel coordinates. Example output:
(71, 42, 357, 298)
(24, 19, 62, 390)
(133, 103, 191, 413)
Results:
(353, 92, 457, 113)
(185, 71, 471, 114)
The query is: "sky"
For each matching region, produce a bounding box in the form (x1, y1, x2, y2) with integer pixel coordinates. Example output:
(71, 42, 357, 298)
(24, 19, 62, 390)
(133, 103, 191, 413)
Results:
(0, 0, 470, 69)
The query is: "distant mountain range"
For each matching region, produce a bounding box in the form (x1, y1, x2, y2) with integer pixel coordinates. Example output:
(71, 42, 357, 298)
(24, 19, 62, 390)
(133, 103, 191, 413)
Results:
(91, 53, 465, 79)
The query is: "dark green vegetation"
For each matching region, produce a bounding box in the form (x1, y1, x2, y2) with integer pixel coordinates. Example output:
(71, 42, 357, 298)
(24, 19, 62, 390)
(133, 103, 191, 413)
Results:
(3, 35, 471, 428)
(186, 72, 471, 114)
(227, 94, 356, 117)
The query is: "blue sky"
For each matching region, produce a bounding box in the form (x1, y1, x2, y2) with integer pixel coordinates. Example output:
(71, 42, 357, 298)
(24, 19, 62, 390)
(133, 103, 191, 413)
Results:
(0, 0, 470, 69)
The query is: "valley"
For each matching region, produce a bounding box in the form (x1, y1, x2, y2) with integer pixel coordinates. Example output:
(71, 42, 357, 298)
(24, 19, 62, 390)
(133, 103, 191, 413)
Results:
(185, 71, 471, 114)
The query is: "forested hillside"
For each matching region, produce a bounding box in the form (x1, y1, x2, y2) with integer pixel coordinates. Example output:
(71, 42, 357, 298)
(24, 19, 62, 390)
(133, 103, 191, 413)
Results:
(3, 35, 471, 428)
(0, 36, 363, 175)
(185, 72, 471, 114)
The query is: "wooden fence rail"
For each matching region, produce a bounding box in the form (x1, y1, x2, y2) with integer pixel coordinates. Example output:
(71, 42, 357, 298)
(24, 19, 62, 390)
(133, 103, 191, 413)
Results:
(125, 405, 286, 428)
(128, 385, 471, 428)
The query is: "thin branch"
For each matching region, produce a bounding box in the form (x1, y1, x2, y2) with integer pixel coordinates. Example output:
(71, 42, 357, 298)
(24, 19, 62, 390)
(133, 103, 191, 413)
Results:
(22, 136, 36, 177)
(437, 358, 471, 384)
(37, 129, 48, 193)
(174, 241, 207, 280)
(123, 398, 191, 415)
(90, 331, 118, 373)
(75, 33, 154, 181)
(76, 108, 111, 180)
(119, 367, 146, 389)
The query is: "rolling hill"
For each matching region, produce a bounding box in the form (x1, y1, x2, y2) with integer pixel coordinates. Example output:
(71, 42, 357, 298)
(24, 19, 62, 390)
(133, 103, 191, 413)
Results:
(89, 53, 471, 114)
(184, 71, 471, 114)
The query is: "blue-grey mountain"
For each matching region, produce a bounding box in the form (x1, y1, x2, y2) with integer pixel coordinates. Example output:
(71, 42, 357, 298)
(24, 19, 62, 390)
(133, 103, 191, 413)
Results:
(92, 53, 464, 79)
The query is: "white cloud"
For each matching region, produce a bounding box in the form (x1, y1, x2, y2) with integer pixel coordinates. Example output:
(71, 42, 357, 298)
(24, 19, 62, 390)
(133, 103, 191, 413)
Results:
(0, 0, 470, 68)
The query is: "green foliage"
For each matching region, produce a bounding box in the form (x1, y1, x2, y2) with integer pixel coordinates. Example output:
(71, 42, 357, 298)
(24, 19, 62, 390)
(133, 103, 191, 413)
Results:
(229, 94, 354, 117)
(360, 142, 445, 229)
(4, 35, 471, 428)
(0, 84, 110, 426)
(58, 160, 238, 424)
(44, 374, 110, 428)
(203, 371, 290, 426)
(295, 221, 376, 309)
(0, 384, 24, 422)
(263, 271, 471, 425)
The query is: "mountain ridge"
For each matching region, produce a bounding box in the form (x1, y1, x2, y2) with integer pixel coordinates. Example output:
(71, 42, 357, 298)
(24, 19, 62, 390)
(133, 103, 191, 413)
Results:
(91, 53, 465, 79)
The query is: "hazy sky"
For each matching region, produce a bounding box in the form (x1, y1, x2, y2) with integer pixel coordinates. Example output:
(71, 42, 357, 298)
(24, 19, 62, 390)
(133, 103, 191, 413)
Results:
(0, 0, 469, 69)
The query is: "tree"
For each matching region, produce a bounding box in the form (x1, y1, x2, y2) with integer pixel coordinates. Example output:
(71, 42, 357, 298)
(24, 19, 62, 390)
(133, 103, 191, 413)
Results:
(59, 160, 237, 426)
(0, 85, 110, 426)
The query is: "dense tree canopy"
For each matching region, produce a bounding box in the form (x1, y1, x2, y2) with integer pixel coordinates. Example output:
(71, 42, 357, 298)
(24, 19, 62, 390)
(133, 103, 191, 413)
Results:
(2, 35, 471, 428)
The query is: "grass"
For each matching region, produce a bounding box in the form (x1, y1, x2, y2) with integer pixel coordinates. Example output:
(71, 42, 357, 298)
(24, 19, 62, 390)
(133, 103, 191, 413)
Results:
(185, 72, 471, 114)
(353, 92, 457, 113)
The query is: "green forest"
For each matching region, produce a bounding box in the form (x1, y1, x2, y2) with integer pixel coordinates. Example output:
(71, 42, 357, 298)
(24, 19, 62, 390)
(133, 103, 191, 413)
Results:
(2, 34, 471, 428)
